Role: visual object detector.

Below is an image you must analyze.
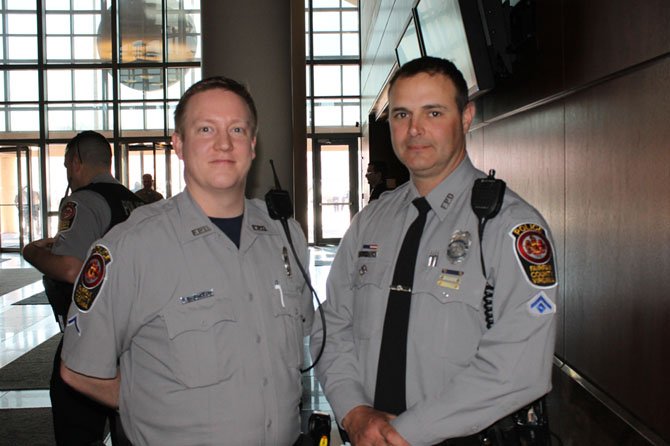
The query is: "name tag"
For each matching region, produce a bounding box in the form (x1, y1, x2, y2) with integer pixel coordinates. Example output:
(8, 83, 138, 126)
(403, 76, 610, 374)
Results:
(180, 289, 214, 304)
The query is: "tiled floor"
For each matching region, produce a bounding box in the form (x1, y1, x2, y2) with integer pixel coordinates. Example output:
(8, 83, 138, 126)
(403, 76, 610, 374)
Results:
(0, 247, 345, 445)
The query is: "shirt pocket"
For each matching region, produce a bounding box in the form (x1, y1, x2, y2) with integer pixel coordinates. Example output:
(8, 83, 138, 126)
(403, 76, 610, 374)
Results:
(351, 258, 392, 340)
(271, 275, 305, 369)
(412, 267, 485, 365)
(162, 295, 238, 388)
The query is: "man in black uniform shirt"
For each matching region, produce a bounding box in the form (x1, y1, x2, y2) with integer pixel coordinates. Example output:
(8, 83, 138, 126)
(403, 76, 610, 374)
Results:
(23, 130, 143, 445)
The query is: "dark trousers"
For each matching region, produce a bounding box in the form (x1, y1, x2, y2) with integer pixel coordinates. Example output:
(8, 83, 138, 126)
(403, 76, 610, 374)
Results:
(51, 337, 129, 446)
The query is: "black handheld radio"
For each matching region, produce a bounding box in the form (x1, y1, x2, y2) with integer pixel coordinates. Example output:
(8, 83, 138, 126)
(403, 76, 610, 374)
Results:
(264, 160, 326, 374)
(471, 169, 506, 330)
(265, 159, 294, 221)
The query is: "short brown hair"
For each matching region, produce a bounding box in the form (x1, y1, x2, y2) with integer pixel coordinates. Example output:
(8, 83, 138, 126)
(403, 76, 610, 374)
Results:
(389, 56, 469, 114)
(173, 76, 258, 135)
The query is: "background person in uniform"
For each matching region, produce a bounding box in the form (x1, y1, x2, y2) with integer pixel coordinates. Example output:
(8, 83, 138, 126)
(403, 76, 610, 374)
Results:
(366, 160, 389, 201)
(59, 76, 314, 446)
(134, 173, 164, 203)
(310, 57, 558, 446)
(23, 130, 142, 446)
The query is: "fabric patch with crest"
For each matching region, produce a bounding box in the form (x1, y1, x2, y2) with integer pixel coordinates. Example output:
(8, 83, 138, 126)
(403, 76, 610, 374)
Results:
(73, 244, 112, 312)
(58, 201, 77, 232)
(510, 223, 557, 288)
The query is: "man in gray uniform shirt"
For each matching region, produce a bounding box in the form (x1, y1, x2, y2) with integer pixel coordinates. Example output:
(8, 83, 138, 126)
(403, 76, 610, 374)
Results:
(23, 130, 142, 445)
(310, 57, 558, 446)
(60, 77, 313, 446)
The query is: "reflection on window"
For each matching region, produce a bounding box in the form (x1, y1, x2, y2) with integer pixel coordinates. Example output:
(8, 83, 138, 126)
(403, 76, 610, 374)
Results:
(0, 1, 201, 138)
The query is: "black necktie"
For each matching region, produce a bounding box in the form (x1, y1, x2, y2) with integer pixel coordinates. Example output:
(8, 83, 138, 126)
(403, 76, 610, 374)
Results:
(374, 197, 431, 414)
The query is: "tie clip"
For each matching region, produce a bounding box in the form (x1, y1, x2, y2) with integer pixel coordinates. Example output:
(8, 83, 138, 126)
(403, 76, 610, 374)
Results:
(389, 284, 412, 293)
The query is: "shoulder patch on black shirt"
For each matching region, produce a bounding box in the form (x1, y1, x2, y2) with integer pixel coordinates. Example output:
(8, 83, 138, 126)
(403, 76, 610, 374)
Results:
(510, 223, 557, 288)
(73, 244, 112, 312)
(58, 201, 77, 232)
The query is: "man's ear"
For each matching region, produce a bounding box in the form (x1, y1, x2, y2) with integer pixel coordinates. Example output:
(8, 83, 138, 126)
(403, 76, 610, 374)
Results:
(250, 136, 257, 160)
(171, 132, 184, 160)
(462, 102, 475, 134)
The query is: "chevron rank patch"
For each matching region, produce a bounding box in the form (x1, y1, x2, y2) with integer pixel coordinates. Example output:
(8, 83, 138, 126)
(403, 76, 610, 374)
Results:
(527, 292, 556, 316)
(58, 201, 77, 232)
(510, 223, 557, 288)
(73, 244, 112, 312)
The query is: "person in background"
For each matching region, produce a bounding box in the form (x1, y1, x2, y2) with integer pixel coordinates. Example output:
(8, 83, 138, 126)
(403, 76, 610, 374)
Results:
(135, 173, 164, 204)
(60, 76, 314, 446)
(311, 56, 558, 446)
(366, 160, 389, 201)
(23, 130, 142, 446)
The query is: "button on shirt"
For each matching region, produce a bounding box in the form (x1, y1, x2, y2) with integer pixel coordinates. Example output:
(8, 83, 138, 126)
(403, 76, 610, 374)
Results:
(310, 156, 558, 445)
(62, 190, 313, 446)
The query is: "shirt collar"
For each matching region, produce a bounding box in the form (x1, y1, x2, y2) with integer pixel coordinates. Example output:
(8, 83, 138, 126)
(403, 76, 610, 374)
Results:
(175, 190, 279, 246)
(404, 155, 483, 221)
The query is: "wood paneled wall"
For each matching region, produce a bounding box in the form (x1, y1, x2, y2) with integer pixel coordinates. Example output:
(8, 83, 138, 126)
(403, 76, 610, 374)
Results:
(362, 0, 670, 443)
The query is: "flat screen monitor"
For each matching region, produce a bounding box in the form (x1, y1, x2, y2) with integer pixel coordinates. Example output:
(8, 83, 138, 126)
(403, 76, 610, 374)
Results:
(395, 15, 423, 67)
(415, 0, 495, 98)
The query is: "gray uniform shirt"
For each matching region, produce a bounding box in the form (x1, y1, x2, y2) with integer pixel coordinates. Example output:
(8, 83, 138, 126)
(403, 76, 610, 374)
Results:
(51, 173, 119, 260)
(62, 190, 313, 446)
(310, 156, 558, 445)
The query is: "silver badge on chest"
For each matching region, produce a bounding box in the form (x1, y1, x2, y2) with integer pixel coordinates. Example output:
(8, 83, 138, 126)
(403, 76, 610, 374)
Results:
(447, 230, 471, 264)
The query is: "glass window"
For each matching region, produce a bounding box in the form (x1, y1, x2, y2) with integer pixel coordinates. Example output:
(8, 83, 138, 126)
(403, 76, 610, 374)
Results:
(314, 65, 342, 96)
(73, 36, 98, 60)
(9, 70, 39, 101)
(313, 33, 341, 57)
(9, 106, 40, 132)
(73, 103, 112, 132)
(342, 99, 360, 126)
(314, 99, 342, 126)
(73, 13, 99, 34)
(119, 0, 164, 63)
(8, 0, 36, 10)
(8, 13, 37, 34)
(166, 67, 201, 99)
(342, 33, 359, 56)
(46, 13, 71, 35)
(46, 36, 72, 60)
(120, 102, 166, 133)
(0, 72, 5, 101)
(313, 11, 340, 32)
(73, 69, 112, 101)
(342, 11, 358, 31)
(46, 70, 74, 101)
(342, 65, 359, 95)
(166, 10, 200, 62)
(313, 0, 341, 8)
(7, 36, 38, 61)
(45, 0, 69, 10)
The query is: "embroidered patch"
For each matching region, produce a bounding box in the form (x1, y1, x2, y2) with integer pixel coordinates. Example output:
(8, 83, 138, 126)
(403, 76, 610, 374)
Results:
(58, 201, 77, 232)
(527, 292, 556, 316)
(191, 225, 211, 236)
(73, 244, 112, 312)
(251, 224, 267, 232)
(510, 223, 557, 288)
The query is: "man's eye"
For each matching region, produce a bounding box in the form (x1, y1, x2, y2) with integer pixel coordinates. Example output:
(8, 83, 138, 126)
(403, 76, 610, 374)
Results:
(429, 111, 441, 117)
(394, 112, 407, 119)
(199, 126, 211, 133)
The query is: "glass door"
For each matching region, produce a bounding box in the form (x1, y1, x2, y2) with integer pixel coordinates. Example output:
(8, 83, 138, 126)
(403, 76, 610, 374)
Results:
(309, 136, 359, 245)
(0, 146, 41, 252)
(123, 141, 184, 199)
